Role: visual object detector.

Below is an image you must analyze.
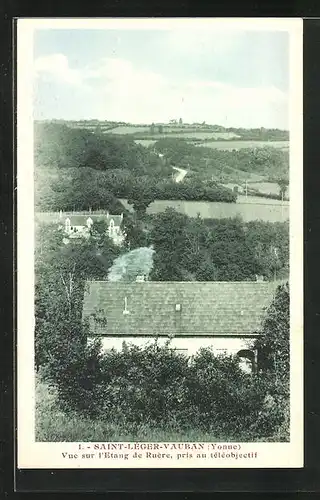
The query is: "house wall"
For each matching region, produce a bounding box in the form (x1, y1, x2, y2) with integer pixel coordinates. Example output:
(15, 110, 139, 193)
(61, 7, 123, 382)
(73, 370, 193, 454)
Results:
(63, 220, 125, 245)
(89, 335, 255, 357)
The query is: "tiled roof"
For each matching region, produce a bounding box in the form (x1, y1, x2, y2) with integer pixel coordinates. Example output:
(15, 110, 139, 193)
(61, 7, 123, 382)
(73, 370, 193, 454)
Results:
(83, 281, 278, 337)
(35, 212, 123, 227)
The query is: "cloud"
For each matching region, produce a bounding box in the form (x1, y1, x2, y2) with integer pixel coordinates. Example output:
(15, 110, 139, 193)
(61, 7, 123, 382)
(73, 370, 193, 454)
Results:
(94, 58, 288, 127)
(87, 57, 165, 90)
(34, 53, 84, 86)
(34, 53, 288, 128)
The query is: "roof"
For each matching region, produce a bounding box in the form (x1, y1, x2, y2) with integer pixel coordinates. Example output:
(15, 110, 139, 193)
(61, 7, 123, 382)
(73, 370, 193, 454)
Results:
(83, 281, 278, 337)
(35, 212, 123, 227)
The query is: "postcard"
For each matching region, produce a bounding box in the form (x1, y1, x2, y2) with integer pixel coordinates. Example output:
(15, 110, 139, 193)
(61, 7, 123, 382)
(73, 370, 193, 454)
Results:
(17, 17, 303, 470)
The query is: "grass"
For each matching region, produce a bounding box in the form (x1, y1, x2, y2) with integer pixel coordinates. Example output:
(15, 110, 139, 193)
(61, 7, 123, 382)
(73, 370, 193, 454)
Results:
(35, 379, 220, 442)
(245, 182, 283, 196)
(107, 126, 151, 134)
(194, 140, 289, 150)
(132, 132, 241, 140)
(202, 165, 266, 184)
(119, 198, 289, 223)
(223, 181, 289, 198)
(36, 378, 281, 443)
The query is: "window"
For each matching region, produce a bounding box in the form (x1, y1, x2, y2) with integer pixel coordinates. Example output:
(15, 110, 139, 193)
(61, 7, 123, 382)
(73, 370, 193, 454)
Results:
(175, 303, 181, 312)
(237, 349, 255, 374)
(109, 219, 115, 236)
(216, 348, 227, 355)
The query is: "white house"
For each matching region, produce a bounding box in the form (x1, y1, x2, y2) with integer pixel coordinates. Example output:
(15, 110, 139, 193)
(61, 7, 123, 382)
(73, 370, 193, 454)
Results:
(83, 281, 279, 373)
(61, 212, 125, 246)
(35, 211, 125, 246)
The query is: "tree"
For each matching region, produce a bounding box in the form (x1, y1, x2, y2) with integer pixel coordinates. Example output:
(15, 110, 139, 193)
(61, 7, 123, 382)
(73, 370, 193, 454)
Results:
(277, 178, 289, 199)
(253, 282, 289, 379)
(245, 220, 289, 280)
(203, 217, 259, 281)
(127, 186, 155, 218)
(34, 222, 119, 370)
(122, 214, 148, 249)
(150, 208, 189, 281)
(250, 282, 290, 440)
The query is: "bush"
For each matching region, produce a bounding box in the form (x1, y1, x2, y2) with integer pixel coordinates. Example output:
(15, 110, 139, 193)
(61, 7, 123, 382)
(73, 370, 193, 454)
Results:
(187, 349, 269, 435)
(81, 341, 190, 427)
(47, 341, 289, 440)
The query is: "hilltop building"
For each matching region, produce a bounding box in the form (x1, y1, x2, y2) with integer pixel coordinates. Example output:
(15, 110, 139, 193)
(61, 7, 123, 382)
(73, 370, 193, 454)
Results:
(83, 281, 278, 373)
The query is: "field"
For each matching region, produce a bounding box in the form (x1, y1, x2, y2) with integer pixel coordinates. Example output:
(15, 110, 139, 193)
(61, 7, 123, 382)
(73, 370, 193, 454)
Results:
(144, 128, 241, 137)
(223, 182, 286, 197)
(68, 124, 97, 129)
(246, 182, 283, 196)
(196, 140, 289, 151)
(206, 166, 266, 184)
(132, 131, 241, 140)
(106, 125, 151, 134)
(134, 139, 157, 147)
(120, 198, 289, 222)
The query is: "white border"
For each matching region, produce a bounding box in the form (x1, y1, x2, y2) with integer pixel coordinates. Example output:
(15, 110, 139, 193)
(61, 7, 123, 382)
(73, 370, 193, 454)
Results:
(17, 18, 303, 469)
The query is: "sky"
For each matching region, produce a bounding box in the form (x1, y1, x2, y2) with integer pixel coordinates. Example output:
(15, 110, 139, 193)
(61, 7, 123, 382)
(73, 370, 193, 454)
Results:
(33, 26, 290, 129)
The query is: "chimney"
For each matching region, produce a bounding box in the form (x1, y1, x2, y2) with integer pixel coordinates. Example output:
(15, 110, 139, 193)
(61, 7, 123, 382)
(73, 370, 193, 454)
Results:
(123, 296, 130, 315)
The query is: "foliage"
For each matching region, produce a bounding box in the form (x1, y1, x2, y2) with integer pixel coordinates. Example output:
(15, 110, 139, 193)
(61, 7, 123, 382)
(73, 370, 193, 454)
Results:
(121, 213, 149, 249)
(34, 122, 171, 212)
(36, 378, 270, 442)
(250, 282, 290, 439)
(34, 222, 120, 369)
(149, 209, 289, 282)
(34, 123, 238, 212)
(153, 138, 289, 184)
(42, 341, 289, 440)
(277, 178, 289, 198)
(253, 282, 290, 377)
(127, 185, 155, 217)
(186, 349, 277, 435)
(152, 178, 236, 202)
(150, 209, 190, 281)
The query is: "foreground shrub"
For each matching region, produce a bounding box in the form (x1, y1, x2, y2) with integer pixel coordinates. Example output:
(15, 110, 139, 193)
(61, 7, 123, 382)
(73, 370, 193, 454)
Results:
(44, 340, 289, 440)
(87, 341, 190, 426)
(186, 349, 264, 433)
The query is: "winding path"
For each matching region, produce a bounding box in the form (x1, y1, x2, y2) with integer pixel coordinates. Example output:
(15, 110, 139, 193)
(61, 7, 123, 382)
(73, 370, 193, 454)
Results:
(172, 166, 188, 183)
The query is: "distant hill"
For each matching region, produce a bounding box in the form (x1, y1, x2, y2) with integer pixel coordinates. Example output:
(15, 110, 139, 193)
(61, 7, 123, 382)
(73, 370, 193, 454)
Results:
(35, 119, 289, 143)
